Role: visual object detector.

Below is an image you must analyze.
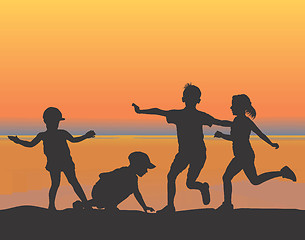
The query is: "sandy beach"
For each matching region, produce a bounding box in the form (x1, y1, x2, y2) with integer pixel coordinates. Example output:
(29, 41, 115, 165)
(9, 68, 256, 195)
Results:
(1, 205, 304, 239)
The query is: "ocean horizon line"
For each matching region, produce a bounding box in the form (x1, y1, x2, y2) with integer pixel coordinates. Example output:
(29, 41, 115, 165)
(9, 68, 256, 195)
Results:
(1, 135, 305, 139)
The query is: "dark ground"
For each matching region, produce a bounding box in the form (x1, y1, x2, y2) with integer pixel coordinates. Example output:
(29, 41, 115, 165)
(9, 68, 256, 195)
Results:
(1, 206, 304, 239)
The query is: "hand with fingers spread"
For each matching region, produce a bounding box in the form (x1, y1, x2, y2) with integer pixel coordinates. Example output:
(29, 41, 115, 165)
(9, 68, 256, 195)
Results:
(85, 130, 96, 139)
(8, 135, 20, 143)
(144, 206, 155, 213)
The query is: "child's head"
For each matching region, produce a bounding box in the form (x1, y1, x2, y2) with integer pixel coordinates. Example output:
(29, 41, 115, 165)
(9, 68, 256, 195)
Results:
(128, 151, 156, 177)
(43, 107, 65, 130)
(231, 94, 256, 119)
(182, 83, 201, 106)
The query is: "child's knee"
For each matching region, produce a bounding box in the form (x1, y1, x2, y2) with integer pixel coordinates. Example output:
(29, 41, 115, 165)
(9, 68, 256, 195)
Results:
(50, 178, 60, 188)
(51, 181, 60, 189)
(249, 177, 260, 185)
(167, 172, 177, 182)
(68, 177, 79, 186)
(186, 179, 195, 189)
(223, 173, 232, 183)
(65, 172, 79, 185)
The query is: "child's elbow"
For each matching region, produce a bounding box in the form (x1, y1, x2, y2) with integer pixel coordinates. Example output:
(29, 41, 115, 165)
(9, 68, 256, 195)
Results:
(25, 144, 35, 148)
(68, 138, 78, 143)
(29, 142, 38, 147)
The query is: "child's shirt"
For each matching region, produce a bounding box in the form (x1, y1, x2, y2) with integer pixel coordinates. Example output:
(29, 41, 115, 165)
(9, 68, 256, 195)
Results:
(230, 116, 254, 157)
(40, 130, 75, 171)
(92, 167, 138, 206)
(166, 109, 215, 152)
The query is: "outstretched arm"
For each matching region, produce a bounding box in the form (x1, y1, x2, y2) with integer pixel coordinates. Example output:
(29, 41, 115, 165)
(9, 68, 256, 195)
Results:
(213, 118, 233, 127)
(66, 130, 95, 143)
(132, 103, 168, 116)
(250, 121, 279, 149)
(214, 131, 233, 141)
(8, 133, 43, 147)
(134, 186, 155, 213)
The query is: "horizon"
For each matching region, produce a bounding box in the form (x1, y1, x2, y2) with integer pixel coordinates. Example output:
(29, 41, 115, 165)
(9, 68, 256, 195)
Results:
(1, 124, 304, 136)
(2, 134, 305, 137)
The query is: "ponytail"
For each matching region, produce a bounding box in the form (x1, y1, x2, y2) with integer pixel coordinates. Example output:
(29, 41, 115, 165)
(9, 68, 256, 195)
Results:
(246, 105, 256, 119)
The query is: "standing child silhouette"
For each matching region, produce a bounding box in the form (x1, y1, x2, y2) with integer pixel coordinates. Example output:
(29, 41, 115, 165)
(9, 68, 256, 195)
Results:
(8, 107, 95, 210)
(214, 94, 296, 210)
(132, 83, 231, 213)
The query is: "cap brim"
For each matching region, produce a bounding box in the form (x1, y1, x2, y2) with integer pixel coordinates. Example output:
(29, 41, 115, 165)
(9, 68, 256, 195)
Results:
(147, 162, 156, 169)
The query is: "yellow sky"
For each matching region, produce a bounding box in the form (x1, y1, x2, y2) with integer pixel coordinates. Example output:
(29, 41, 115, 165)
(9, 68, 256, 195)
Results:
(0, 1, 304, 133)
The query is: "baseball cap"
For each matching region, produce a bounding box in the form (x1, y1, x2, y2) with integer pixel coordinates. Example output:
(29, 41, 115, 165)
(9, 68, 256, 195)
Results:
(43, 107, 65, 122)
(128, 151, 156, 169)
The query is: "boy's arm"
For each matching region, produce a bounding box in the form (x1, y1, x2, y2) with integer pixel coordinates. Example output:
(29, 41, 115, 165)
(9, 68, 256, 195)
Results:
(8, 133, 43, 147)
(134, 186, 155, 213)
(249, 121, 279, 149)
(66, 130, 95, 143)
(212, 118, 233, 127)
(132, 103, 168, 116)
(214, 131, 233, 141)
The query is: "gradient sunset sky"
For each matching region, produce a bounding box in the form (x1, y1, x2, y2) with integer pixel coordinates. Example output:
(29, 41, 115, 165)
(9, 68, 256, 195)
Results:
(0, 1, 304, 135)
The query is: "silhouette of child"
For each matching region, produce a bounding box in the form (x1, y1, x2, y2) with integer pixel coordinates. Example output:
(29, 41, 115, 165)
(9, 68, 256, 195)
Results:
(214, 94, 296, 211)
(74, 151, 155, 213)
(132, 83, 231, 213)
(8, 107, 95, 210)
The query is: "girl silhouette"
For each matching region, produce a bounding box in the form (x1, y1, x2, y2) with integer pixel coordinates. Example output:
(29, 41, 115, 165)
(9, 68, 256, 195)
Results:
(215, 94, 296, 210)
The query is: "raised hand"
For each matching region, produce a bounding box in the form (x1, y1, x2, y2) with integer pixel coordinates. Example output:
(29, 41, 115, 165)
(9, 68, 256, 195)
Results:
(8, 135, 20, 143)
(271, 142, 279, 149)
(214, 131, 223, 138)
(85, 130, 96, 138)
(132, 103, 141, 113)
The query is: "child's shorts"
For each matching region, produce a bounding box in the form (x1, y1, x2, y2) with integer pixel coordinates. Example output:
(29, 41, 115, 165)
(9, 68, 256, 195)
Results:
(45, 157, 75, 172)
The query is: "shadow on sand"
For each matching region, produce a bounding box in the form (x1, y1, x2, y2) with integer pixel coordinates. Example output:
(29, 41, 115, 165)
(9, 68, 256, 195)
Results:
(1, 206, 304, 239)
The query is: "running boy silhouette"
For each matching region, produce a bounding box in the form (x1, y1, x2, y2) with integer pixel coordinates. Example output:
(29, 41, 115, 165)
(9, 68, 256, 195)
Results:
(74, 151, 155, 213)
(214, 94, 296, 210)
(8, 107, 95, 210)
(132, 83, 231, 213)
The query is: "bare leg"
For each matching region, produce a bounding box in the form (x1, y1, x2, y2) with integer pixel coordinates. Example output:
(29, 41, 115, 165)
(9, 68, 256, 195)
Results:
(64, 169, 87, 203)
(186, 157, 209, 205)
(244, 162, 282, 185)
(157, 154, 188, 213)
(222, 158, 243, 205)
(167, 168, 182, 208)
(167, 157, 188, 208)
(49, 171, 61, 210)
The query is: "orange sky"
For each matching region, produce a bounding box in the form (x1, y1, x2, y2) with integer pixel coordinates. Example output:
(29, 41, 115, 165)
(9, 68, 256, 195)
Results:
(0, 1, 304, 134)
